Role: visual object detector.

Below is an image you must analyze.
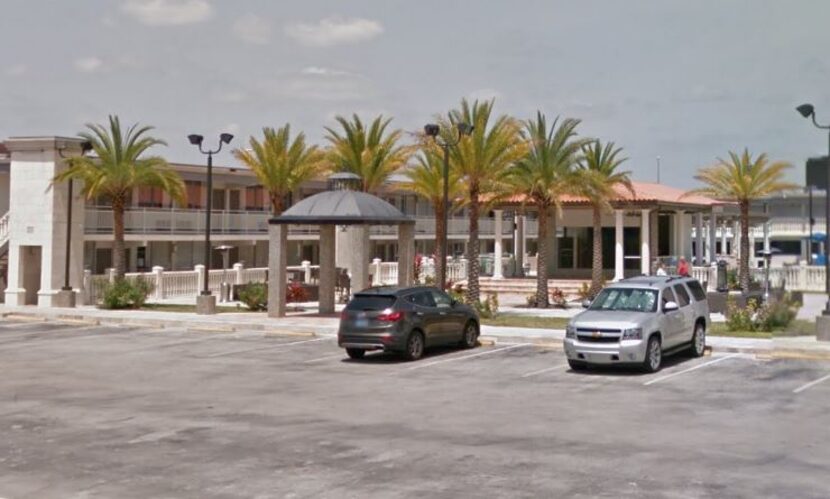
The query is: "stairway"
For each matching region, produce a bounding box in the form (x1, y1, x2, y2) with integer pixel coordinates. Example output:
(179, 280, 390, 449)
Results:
(478, 277, 589, 298)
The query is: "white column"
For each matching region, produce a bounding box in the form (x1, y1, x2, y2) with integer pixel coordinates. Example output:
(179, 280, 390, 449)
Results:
(721, 220, 728, 257)
(695, 212, 704, 266)
(493, 209, 504, 279)
(194, 264, 205, 292)
(641, 209, 651, 275)
(748, 225, 756, 265)
(763, 220, 771, 255)
(318, 225, 336, 315)
(372, 258, 382, 286)
(733, 220, 740, 259)
(152, 266, 164, 300)
(709, 211, 717, 261)
(514, 214, 525, 277)
(614, 209, 625, 281)
(397, 223, 415, 287)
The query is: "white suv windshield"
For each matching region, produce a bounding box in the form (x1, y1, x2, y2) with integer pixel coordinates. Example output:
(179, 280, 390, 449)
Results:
(589, 288, 658, 312)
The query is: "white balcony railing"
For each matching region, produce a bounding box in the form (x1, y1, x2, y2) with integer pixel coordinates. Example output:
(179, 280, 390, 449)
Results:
(84, 207, 514, 238)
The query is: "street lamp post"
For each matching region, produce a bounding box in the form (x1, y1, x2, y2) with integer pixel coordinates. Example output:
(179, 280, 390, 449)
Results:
(808, 184, 814, 265)
(56, 140, 92, 308)
(796, 105, 830, 326)
(188, 133, 233, 313)
(423, 122, 474, 291)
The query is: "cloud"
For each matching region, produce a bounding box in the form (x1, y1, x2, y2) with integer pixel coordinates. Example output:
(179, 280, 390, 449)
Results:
(300, 66, 350, 77)
(74, 57, 104, 73)
(232, 14, 272, 45)
(214, 90, 248, 104)
(285, 17, 383, 47)
(258, 68, 372, 102)
(122, 0, 212, 26)
(468, 88, 501, 101)
(5, 64, 27, 77)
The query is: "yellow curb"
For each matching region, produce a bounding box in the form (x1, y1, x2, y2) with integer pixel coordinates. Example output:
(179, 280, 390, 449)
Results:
(3, 314, 48, 322)
(263, 330, 317, 338)
(477, 337, 497, 346)
(187, 326, 236, 333)
(55, 318, 101, 326)
(771, 350, 830, 361)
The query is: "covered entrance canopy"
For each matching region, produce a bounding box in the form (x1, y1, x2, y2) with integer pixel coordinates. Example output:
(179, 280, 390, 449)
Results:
(268, 175, 415, 317)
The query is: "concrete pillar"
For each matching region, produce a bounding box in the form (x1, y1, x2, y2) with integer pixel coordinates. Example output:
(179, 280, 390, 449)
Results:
(301, 260, 311, 284)
(614, 209, 624, 281)
(709, 211, 718, 260)
(733, 220, 740, 259)
(337, 225, 369, 294)
(695, 212, 704, 266)
(514, 214, 525, 277)
(372, 258, 382, 286)
(721, 220, 728, 257)
(641, 209, 651, 275)
(152, 266, 164, 300)
(3, 137, 86, 307)
(233, 262, 244, 285)
(318, 225, 336, 315)
(493, 209, 504, 279)
(267, 224, 288, 318)
(397, 223, 415, 287)
(195, 264, 205, 292)
(674, 211, 687, 259)
(748, 225, 756, 266)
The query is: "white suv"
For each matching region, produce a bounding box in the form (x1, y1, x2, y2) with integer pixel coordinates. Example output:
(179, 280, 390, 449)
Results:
(563, 276, 710, 373)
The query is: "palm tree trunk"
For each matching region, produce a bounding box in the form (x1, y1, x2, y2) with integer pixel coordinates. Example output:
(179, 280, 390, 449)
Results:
(465, 183, 481, 304)
(590, 205, 603, 297)
(536, 204, 550, 308)
(112, 196, 126, 278)
(434, 201, 446, 287)
(270, 193, 284, 216)
(740, 200, 750, 293)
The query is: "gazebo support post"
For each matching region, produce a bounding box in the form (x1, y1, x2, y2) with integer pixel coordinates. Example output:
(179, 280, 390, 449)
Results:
(343, 226, 370, 293)
(398, 223, 415, 286)
(267, 224, 287, 318)
(319, 225, 336, 314)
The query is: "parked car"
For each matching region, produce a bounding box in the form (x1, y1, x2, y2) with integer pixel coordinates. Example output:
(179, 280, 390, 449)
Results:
(338, 286, 480, 361)
(563, 276, 710, 373)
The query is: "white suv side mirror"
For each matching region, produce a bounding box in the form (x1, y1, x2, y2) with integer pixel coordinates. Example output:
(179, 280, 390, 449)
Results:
(663, 301, 679, 313)
(581, 299, 592, 309)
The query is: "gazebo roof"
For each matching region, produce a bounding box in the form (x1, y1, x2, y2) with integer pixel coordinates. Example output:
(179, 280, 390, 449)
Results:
(270, 189, 414, 225)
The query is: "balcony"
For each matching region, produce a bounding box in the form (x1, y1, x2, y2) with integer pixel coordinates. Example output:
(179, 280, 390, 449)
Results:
(83, 207, 516, 239)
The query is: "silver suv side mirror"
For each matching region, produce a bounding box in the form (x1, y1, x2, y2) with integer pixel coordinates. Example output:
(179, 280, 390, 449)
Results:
(581, 299, 591, 309)
(663, 301, 679, 313)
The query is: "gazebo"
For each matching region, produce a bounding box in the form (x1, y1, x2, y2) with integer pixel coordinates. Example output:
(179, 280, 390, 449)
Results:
(267, 173, 415, 317)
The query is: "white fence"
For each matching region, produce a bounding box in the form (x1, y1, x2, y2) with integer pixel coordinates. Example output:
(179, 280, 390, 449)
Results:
(692, 264, 826, 292)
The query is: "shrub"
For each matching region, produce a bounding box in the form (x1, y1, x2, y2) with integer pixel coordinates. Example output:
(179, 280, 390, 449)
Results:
(99, 278, 153, 310)
(550, 287, 568, 308)
(473, 293, 499, 319)
(577, 282, 594, 301)
(238, 282, 268, 311)
(725, 294, 799, 332)
(286, 281, 310, 303)
(414, 254, 423, 283)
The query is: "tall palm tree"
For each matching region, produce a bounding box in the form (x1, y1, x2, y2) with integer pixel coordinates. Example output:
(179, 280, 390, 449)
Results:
(232, 125, 326, 214)
(54, 115, 184, 278)
(575, 140, 632, 297)
(324, 114, 412, 193)
(509, 112, 588, 307)
(687, 149, 796, 292)
(443, 99, 525, 304)
(397, 144, 464, 284)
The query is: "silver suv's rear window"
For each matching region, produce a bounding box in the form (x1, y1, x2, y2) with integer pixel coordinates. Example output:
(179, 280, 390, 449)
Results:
(589, 288, 658, 312)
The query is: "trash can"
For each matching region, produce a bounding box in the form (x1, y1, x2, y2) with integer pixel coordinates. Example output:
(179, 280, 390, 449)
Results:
(716, 260, 729, 292)
(220, 282, 231, 303)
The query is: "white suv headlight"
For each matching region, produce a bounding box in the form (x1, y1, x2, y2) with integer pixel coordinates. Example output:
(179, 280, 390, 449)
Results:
(622, 327, 642, 340)
(565, 324, 576, 339)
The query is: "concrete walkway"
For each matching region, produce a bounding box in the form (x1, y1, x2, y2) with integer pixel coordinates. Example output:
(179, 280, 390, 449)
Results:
(1, 304, 827, 359)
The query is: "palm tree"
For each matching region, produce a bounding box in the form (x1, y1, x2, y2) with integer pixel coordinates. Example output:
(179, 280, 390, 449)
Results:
(509, 112, 588, 307)
(54, 116, 184, 278)
(397, 144, 464, 284)
(575, 140, 633, 297)
(324, 114, 412, 193)
(687, 149, 796, 292)
(232, 125, 326, 215)
(442, 99, 525, 304)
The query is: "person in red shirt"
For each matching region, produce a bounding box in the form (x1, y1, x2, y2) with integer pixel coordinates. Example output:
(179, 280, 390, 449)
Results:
(677, 256, 690, 277)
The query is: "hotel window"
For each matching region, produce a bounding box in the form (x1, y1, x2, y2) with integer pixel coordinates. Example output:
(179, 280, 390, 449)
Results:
(185, 181, 203, 209)
(245, 186, 266, 211)
(138, 186, 163, 208)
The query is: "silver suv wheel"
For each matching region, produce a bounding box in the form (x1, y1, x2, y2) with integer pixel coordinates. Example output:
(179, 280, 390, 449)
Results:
(691, 323, 706, 357)
(643, 336, 662, 373)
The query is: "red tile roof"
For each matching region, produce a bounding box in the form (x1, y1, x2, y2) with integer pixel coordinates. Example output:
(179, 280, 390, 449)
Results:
(503, 181, 722, 208)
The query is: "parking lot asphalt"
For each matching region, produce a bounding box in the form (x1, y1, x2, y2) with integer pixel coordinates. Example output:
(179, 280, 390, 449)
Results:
(0, 319, 829, 499)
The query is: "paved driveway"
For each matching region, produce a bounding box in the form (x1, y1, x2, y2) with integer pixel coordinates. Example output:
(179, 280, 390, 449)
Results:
(0, 319, 828, 498)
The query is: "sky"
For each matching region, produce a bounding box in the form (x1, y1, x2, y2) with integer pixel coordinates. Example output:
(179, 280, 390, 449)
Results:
(2, 0, 830, 187)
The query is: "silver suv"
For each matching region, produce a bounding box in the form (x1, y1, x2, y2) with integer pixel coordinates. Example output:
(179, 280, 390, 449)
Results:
(563, 276, 710, 372)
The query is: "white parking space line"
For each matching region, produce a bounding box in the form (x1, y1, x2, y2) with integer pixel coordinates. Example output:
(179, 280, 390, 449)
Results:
(203, 337, 332, 358)
(793, 373, 830, 394)
(303, 353, 345, 364)
(406, 343, 531, 371)
(643, 353, 741, 386)
(520, 363, 569, 378)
